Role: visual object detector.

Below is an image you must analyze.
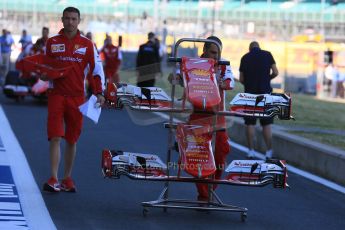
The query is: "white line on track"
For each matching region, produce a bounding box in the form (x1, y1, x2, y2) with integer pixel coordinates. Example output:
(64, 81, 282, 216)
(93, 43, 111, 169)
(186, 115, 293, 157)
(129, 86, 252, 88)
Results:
(0, 210, 22, 215)
(0, 216, 26, 221)
(0, 106, 56, 230)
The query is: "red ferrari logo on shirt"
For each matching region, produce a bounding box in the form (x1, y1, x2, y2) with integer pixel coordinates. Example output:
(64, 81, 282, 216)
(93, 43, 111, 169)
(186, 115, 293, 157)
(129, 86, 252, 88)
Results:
(75, 47, 87, 55)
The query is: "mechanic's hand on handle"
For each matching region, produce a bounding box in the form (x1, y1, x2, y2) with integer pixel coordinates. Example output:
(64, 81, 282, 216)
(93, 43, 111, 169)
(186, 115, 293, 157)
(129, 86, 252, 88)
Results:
(219, 80, 227, 89)
(168, 73, 183, 86)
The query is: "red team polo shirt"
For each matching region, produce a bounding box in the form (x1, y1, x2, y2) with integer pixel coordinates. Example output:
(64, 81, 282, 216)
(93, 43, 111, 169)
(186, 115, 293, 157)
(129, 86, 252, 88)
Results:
(46, 29, 104, 96)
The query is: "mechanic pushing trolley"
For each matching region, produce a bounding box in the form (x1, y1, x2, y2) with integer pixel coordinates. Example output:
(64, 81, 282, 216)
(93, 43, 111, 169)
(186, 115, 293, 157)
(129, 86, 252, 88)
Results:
(101, 38, 293, 221)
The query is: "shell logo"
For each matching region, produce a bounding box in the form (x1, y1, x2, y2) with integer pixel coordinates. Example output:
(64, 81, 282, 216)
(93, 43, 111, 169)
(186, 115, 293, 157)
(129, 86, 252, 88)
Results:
(190, 69, 210, 77)
(186, 135, 207, 144)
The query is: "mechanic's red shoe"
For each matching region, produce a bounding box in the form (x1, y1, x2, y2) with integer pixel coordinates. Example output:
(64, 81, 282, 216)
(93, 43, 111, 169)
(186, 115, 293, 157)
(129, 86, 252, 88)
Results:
(43, 177, 60, 192)
(60, 177, 77, 193)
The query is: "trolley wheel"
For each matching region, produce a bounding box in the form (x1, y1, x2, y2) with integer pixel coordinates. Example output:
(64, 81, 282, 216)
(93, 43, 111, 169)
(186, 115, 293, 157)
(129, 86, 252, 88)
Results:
(143, 208, 148, 217)
(241, 212, 247, 222)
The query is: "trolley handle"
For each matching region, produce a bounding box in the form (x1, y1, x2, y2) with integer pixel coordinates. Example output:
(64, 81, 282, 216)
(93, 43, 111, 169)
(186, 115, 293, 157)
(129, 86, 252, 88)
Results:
(168, 57, 182, 63)
(218, 60, 230, 66)
(168, 57, 229, 66)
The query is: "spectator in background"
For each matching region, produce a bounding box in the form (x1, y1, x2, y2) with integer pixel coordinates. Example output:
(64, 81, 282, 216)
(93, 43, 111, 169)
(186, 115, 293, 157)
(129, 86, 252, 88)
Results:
(19, 29, 32, 51)
(239, 41, 279, 159)
(103, 33, 110, 47)
(0, 29, 15, 84)
(100, 35, 122, 84)
(324, 63, 338, 98)
(336, 71, 344, 98)
(136, 32, 161, 87)
(36, 27, 49, 47)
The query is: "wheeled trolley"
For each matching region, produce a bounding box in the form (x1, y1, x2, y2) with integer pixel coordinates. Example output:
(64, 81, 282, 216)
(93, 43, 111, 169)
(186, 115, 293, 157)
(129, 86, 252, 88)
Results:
(101, 38, 292, 221)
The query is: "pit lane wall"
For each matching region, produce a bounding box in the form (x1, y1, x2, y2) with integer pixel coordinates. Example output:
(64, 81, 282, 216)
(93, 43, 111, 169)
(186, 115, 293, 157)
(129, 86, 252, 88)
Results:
(228, 117, 345, 187)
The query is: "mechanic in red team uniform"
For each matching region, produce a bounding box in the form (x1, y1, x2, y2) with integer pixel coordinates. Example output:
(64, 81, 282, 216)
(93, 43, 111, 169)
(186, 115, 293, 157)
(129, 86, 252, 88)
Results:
(17, 39, 46, 79)
(42, 7, 105, 193)
(99, 35, 122, 84)
(171, 36, 235, 202)
(26, 39, 45, 57)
